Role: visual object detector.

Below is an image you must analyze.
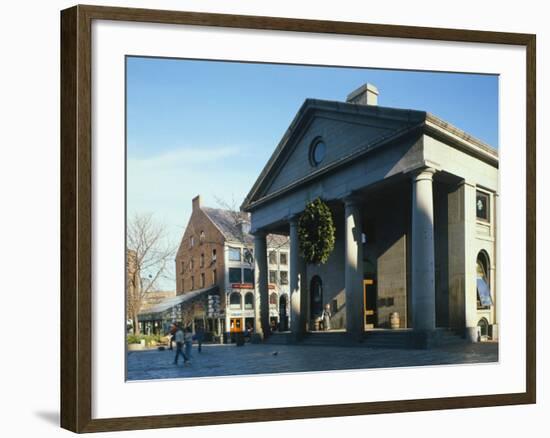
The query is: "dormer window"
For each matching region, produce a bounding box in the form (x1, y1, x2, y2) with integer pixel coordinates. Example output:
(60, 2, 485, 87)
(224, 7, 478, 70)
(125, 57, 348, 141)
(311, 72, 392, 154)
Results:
(309, 138, 326, 167)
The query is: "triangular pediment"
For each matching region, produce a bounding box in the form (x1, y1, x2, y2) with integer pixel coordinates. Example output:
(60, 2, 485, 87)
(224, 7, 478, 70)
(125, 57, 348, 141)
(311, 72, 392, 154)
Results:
(243, 99, 426, 208)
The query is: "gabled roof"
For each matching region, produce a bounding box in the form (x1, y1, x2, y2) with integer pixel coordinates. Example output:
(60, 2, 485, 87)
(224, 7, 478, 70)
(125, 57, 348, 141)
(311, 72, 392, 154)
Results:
(202, 207, 289, 248)
(241, 98, 498, 212)
(203, 207, 253, 245)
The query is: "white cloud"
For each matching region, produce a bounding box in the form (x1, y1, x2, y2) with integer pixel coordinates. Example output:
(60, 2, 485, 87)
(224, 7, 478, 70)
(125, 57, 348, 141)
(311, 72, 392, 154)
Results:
(128, 145, 241, 171)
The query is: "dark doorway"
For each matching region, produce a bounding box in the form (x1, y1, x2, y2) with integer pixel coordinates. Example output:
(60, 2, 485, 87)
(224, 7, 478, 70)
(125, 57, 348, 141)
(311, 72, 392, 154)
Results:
(310, 276, 323, 329)
(279, 294, 289, 331)
(363, 279, 377, 329)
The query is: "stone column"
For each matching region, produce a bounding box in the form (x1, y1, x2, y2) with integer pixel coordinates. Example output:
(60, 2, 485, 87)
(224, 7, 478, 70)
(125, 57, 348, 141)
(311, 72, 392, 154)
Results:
(462, 182, 478, 342)
(344, 195, 364, 339)
(289, 216, 306, 339)
(411, 168, 437, 332)
(254, 232, 270, 339)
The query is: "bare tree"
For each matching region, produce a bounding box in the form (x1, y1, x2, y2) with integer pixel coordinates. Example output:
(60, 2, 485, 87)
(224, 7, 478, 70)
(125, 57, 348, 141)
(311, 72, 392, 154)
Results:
(127, 213, 176, 335)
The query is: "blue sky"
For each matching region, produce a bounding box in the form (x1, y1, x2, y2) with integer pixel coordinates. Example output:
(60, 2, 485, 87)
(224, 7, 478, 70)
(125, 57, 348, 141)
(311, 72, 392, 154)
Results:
(126, 57, 498, 289)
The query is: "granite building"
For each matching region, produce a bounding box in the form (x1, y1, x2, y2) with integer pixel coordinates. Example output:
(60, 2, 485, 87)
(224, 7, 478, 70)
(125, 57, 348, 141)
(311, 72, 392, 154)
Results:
(241, 83, 498, 346)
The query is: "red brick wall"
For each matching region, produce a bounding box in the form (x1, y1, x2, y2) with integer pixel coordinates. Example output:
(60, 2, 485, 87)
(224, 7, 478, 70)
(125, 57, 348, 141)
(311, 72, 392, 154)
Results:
(175, 196, 226, 297)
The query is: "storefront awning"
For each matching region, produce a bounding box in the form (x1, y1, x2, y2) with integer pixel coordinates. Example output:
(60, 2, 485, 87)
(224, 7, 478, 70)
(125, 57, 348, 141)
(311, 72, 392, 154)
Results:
(139, 285, 218, 321)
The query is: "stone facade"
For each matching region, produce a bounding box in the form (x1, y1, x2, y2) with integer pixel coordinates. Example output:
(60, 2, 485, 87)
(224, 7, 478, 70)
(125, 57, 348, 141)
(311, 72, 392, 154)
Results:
(242, 83, 499, 345)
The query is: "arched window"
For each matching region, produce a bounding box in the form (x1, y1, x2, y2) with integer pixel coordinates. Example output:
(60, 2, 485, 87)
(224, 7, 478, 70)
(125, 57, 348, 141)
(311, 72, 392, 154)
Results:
(229, 292, 241, 309)
(269, 292, 278, 306)
(477, 318, 489, 341)
(244, 292, 254, 310)
(199, 231, 205, 244)
(476, 251, 493, 310)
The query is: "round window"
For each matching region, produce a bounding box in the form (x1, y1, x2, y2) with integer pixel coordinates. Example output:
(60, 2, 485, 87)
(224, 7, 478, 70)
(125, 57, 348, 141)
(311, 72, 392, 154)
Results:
(310, 139, 326, 166)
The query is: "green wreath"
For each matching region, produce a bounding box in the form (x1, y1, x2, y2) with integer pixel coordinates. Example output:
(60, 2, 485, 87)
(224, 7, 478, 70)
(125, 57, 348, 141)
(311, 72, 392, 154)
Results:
(298, 198, 335, 265)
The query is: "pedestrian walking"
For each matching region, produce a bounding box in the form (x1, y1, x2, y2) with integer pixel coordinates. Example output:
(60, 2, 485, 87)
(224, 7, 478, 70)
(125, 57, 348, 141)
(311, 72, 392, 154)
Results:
(167, 322, 177, 350)
(184, 326, 194, 364)
(173, 324, 186, 365)
(321, 303, 332, 331)
(195, 325, 205, 353)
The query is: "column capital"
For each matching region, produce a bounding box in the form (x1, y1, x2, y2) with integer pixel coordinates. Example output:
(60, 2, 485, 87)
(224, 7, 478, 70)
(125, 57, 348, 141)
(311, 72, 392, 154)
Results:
(252, 230, 267, 239)
(410, 167, 437, 182)
(286, 213, 301, 226)
(343, 192, 362, 207)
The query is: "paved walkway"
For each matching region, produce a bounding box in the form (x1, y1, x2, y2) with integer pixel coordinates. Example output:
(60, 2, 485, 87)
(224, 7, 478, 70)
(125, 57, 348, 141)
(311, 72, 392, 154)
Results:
(127, 342, 498, 381)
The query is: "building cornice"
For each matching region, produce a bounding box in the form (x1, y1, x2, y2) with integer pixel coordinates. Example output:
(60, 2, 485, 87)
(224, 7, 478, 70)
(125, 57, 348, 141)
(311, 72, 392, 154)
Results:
(425, 113, 499, 166)
(242, 101, 499, 213)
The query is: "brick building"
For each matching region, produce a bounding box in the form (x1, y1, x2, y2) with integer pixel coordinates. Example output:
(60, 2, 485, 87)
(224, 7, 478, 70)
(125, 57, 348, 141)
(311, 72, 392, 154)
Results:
(173, 195, 290, 339)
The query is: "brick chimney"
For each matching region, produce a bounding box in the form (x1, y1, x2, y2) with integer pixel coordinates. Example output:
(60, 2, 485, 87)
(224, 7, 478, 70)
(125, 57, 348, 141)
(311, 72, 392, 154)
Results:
(346, 83, 379, 106)
(192, 195, 201, 211)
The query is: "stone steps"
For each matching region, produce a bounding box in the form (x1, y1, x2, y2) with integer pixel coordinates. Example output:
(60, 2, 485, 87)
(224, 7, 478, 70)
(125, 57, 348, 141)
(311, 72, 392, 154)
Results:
(300, 332, 356, 347)
(264, 329, 468, 349)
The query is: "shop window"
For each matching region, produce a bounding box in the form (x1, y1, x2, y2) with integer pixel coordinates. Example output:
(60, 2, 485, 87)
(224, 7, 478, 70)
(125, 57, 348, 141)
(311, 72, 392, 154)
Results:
(244, 292, 254, 309)
(229, 292, 242, 309)
(229, 267, 242, 284)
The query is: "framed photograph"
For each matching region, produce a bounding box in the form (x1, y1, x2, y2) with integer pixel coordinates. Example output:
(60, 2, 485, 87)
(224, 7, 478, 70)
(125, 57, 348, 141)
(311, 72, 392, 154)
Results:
(60, 4, 536, 433)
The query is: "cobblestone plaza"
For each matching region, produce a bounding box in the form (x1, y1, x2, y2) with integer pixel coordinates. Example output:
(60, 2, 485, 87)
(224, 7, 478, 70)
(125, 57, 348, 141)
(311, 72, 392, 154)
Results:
(127, 342, 498, 381)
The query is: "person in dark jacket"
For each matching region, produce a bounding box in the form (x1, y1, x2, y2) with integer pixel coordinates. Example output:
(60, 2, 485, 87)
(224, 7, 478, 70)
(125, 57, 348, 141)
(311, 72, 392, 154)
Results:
(194, 325, 205, 353)
(173, 324, 186, 365)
